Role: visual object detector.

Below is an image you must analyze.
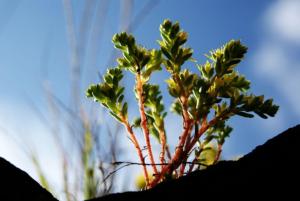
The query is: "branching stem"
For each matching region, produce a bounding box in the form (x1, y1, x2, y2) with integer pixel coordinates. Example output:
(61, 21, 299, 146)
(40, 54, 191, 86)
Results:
(121, 116, 150, 186)
(179, 128, 192, 176)
(149, 120, 192, 187)
(136, 73, 158, 175)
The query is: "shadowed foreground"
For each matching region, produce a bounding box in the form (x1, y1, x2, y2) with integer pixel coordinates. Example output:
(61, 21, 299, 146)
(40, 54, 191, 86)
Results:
(0, 125, 299, 200)
(0, 157, 58, 201)
(87, 125, 300, 200)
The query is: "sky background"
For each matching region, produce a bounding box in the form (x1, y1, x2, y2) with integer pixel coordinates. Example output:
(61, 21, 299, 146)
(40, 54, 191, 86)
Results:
(0, 0, 300, 199)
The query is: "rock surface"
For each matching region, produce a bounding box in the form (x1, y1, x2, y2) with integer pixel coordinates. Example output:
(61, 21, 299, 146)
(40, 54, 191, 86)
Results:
(0, 157, 58, 201)
(87, 125, 300, 200)
(0, 125, 299, 200)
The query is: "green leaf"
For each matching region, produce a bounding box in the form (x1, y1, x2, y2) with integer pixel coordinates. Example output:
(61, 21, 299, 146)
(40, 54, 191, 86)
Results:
(86, 84, 97, 98)
(236, 111, 254, 118)
(121, 102, 128, 117)
(177, 32, 188, 46)
(142, 50, 162, 79)
(161, 46, 172, 60)
(254, 110, 268, 119)
(169, 22, 180, 39)
(132, 117, 141, 128)
(161, 31, 171, 44)
(215, 57, 222, 76)
(170, 99, 182, 115)
(149, 126, 160, 142)
(109, 111, 122, 122)
(166, 78, 181, 97)
(181, 48, 193, 63)
(224, 40, 248, 60)
(118, 94, 124, 103)
(161, 19, 172, 32)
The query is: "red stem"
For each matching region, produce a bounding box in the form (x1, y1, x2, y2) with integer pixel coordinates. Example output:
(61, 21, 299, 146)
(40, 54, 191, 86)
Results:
(179, 131, 192, 176)
(149, 120, 192, 187)
(159, 128, 167, 169)
(136, 74, 158, 175)
(121, 117, 150, 186)
(213, 143, 222, 164)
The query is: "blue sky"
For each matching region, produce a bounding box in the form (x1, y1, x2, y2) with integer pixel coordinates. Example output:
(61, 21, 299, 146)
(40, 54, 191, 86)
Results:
(0, 0, 300, 198)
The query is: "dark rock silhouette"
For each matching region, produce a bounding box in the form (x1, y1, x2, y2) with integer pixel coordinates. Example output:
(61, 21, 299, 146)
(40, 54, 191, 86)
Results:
(0, 125, 299, 200)
(87, 125, 300, 200)
(0, 157, 58, 201)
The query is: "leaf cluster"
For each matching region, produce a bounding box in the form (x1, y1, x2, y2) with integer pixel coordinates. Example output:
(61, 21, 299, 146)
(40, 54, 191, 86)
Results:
(86, 68, 127, 122)
(159, 19, 193, 73)
(168, 38, 278, 125)
(113, 32, 168, 141)
(113, 32, 162, 81)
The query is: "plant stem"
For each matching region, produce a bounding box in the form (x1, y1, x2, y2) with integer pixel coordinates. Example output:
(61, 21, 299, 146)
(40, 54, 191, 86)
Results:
(185, 116, 213, 155)
(213, 143, 222, 164)
(187, 158, 197, 173)
(173, 73, 190, 126)
(121, 116, 150, 186)
(173, 72, 193, 154)
(150, 116, 212, 187)
(136, 73, 158, 175)
(185, 109, 232, 156)
(179, 159, 186, 177)
(159, 128, 166, 168)
(165, 145, 172, 160)
(187, 143, 204, 173)
(179, 131, 192, 176)
(149, 120, 192, 187)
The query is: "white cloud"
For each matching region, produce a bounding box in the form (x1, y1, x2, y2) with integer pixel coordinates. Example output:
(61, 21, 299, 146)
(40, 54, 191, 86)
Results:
(253, 0, 300, 118)
(254, 43, 300, 115)
(254, 43, 286, 75)
(265, 0, 300, 44)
